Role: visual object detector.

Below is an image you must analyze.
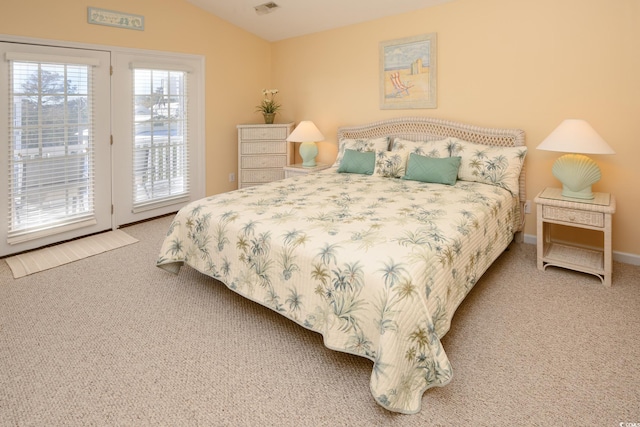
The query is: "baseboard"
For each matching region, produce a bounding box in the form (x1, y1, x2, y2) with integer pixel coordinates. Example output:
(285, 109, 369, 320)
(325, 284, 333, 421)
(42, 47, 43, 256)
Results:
(522, 233, 640, 266)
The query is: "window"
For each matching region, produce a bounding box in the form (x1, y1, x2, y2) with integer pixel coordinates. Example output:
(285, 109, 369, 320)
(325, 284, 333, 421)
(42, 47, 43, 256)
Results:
(132, 68, 189, 211)
(8, 59, 95, 237)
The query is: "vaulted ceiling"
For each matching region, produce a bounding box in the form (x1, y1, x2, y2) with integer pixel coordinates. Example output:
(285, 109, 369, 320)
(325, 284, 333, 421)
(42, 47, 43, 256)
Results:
(187, 0, 453, 42)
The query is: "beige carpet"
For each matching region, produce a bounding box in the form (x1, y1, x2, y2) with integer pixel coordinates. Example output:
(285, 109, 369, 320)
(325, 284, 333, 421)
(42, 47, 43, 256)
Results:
(4, 229, 138, 278)
(0, 215, 638, 426)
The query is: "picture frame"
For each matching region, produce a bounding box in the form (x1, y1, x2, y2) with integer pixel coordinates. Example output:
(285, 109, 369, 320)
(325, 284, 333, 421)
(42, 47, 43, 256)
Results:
(379, 33, 437, 109)
(87, 7, 144, 31)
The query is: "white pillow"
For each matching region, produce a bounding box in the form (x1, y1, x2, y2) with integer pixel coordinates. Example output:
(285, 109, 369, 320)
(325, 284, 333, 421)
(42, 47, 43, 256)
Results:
(447, 138, 527, 195)
(391, 137, 452, 158)
(373, 149, 410, 178)
(333, 137, 389, 167)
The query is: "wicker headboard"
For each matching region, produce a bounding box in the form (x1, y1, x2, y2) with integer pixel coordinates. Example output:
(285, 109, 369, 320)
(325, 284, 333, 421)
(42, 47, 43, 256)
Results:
(337, 116, 527, 231)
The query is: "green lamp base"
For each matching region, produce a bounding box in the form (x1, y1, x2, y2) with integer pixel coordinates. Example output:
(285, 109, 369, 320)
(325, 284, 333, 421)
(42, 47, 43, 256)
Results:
(299, 141, 318, 168)
(560, 185, 594, 200)
(552, 153, 601, 200)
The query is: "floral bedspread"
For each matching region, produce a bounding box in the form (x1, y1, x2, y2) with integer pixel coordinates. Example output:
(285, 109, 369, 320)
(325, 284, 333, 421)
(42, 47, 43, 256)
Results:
(156, 171, 518, 414)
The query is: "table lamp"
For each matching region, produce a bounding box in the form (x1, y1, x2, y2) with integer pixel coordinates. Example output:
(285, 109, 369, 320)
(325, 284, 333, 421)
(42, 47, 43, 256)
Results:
(536, 119, 615, 200)
(286, 121, 324, 167)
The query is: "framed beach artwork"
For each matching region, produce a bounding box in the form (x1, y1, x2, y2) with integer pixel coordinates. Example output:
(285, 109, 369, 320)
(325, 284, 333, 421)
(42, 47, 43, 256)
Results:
(380, 33, 437, 109)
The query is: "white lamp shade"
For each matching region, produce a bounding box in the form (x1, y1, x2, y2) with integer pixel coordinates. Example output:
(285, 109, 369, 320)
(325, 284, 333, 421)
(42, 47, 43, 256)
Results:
(286, 121, 325, 142)
(536, 119, 615, 154)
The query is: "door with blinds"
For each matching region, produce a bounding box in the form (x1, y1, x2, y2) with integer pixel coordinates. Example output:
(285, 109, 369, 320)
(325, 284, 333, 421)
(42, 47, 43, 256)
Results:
(111, 54, 204, 226)
(0, 43, 111, 257)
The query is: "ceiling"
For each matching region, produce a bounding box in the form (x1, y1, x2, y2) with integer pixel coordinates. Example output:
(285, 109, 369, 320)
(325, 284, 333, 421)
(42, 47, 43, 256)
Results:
(187, 0, 453, 42)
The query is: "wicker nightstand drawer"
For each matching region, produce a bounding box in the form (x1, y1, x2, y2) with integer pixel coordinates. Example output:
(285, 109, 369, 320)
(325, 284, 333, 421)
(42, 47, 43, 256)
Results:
(542, 206, 604, 227)
(241, 155, 287, 169)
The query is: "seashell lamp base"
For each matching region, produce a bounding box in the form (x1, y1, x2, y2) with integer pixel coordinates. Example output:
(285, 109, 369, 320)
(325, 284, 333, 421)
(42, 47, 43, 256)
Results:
(552, 153, 601, 200)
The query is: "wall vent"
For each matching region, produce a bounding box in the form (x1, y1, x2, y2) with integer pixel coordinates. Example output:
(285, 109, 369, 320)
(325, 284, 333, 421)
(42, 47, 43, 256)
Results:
(254, 2, 280, 15)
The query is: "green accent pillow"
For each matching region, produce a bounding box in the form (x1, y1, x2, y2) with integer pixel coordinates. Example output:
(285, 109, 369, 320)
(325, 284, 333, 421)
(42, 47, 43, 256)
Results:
(337, 149, 375, 175)
(332, 137, 389, 167)
(402, 154, 461, 185)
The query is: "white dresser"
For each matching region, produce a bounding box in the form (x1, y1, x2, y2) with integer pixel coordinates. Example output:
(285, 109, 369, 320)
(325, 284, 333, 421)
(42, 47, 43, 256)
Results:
(237, 123, 294, 188)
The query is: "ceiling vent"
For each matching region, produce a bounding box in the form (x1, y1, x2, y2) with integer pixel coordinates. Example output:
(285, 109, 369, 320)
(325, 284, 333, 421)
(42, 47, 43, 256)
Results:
(254, 2, 280, 15)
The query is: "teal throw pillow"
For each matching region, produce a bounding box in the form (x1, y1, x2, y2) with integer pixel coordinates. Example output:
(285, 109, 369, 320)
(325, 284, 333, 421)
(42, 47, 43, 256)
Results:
(337, 149, 375, 175)
(402, 154, 461, 185)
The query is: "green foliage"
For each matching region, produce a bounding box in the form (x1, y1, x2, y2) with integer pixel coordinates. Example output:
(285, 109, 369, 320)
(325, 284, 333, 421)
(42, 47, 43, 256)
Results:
(255, 88, 281, 114)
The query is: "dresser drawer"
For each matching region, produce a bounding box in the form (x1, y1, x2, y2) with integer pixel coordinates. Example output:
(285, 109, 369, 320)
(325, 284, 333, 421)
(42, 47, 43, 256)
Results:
(241, 168, 285, 184)
(241, 141, 287, 155)
(240, 127, 288, 141)
(542, 206, 604, 227)
(241, 155, 287, 169)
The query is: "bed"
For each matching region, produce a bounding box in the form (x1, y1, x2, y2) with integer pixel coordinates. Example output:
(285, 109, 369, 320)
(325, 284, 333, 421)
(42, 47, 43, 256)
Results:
(156, 117, 527, 414)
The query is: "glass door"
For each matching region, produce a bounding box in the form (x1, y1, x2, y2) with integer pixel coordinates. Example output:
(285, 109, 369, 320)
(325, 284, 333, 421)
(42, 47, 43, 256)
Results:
(0, 42, 111, 256)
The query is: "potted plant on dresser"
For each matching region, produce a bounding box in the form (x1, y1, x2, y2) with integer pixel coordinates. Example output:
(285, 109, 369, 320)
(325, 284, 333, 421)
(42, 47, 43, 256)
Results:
(255, 88, 281, 124)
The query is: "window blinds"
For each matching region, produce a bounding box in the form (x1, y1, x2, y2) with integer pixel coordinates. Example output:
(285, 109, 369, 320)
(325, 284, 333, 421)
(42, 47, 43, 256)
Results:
(131, 67, 189, 212)
(7, 58, 96, 243)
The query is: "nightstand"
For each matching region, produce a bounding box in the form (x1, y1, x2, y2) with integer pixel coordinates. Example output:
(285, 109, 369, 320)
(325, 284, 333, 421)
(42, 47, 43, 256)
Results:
(283, 163, 331, 178)
(535, 187, 616, 287)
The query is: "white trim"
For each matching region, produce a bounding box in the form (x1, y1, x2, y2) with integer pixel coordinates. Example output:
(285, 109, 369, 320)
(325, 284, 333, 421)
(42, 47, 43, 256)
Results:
(0, 33, 201, 62)
(129, 61, 194, 72)
(4, 52, 101, 66)
(131, 195, 191, 214)
(523, 233, 640, 266)
(7, 218, 97, 245)
(612, 251, 640, 266)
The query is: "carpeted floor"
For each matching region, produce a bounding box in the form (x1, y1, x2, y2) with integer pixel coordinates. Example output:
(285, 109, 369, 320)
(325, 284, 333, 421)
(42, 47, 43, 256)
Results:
(0, 215, 638, 426)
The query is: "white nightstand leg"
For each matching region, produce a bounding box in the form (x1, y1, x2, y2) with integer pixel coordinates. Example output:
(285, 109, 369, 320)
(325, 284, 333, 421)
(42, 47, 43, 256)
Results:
(603, 213, 612, 287)
(536, 204, 544, 271)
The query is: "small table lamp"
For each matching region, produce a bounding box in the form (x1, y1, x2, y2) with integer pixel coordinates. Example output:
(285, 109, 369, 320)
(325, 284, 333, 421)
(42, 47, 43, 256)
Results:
(286, 121, 324, 167)
(536, 119, 615, 200)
